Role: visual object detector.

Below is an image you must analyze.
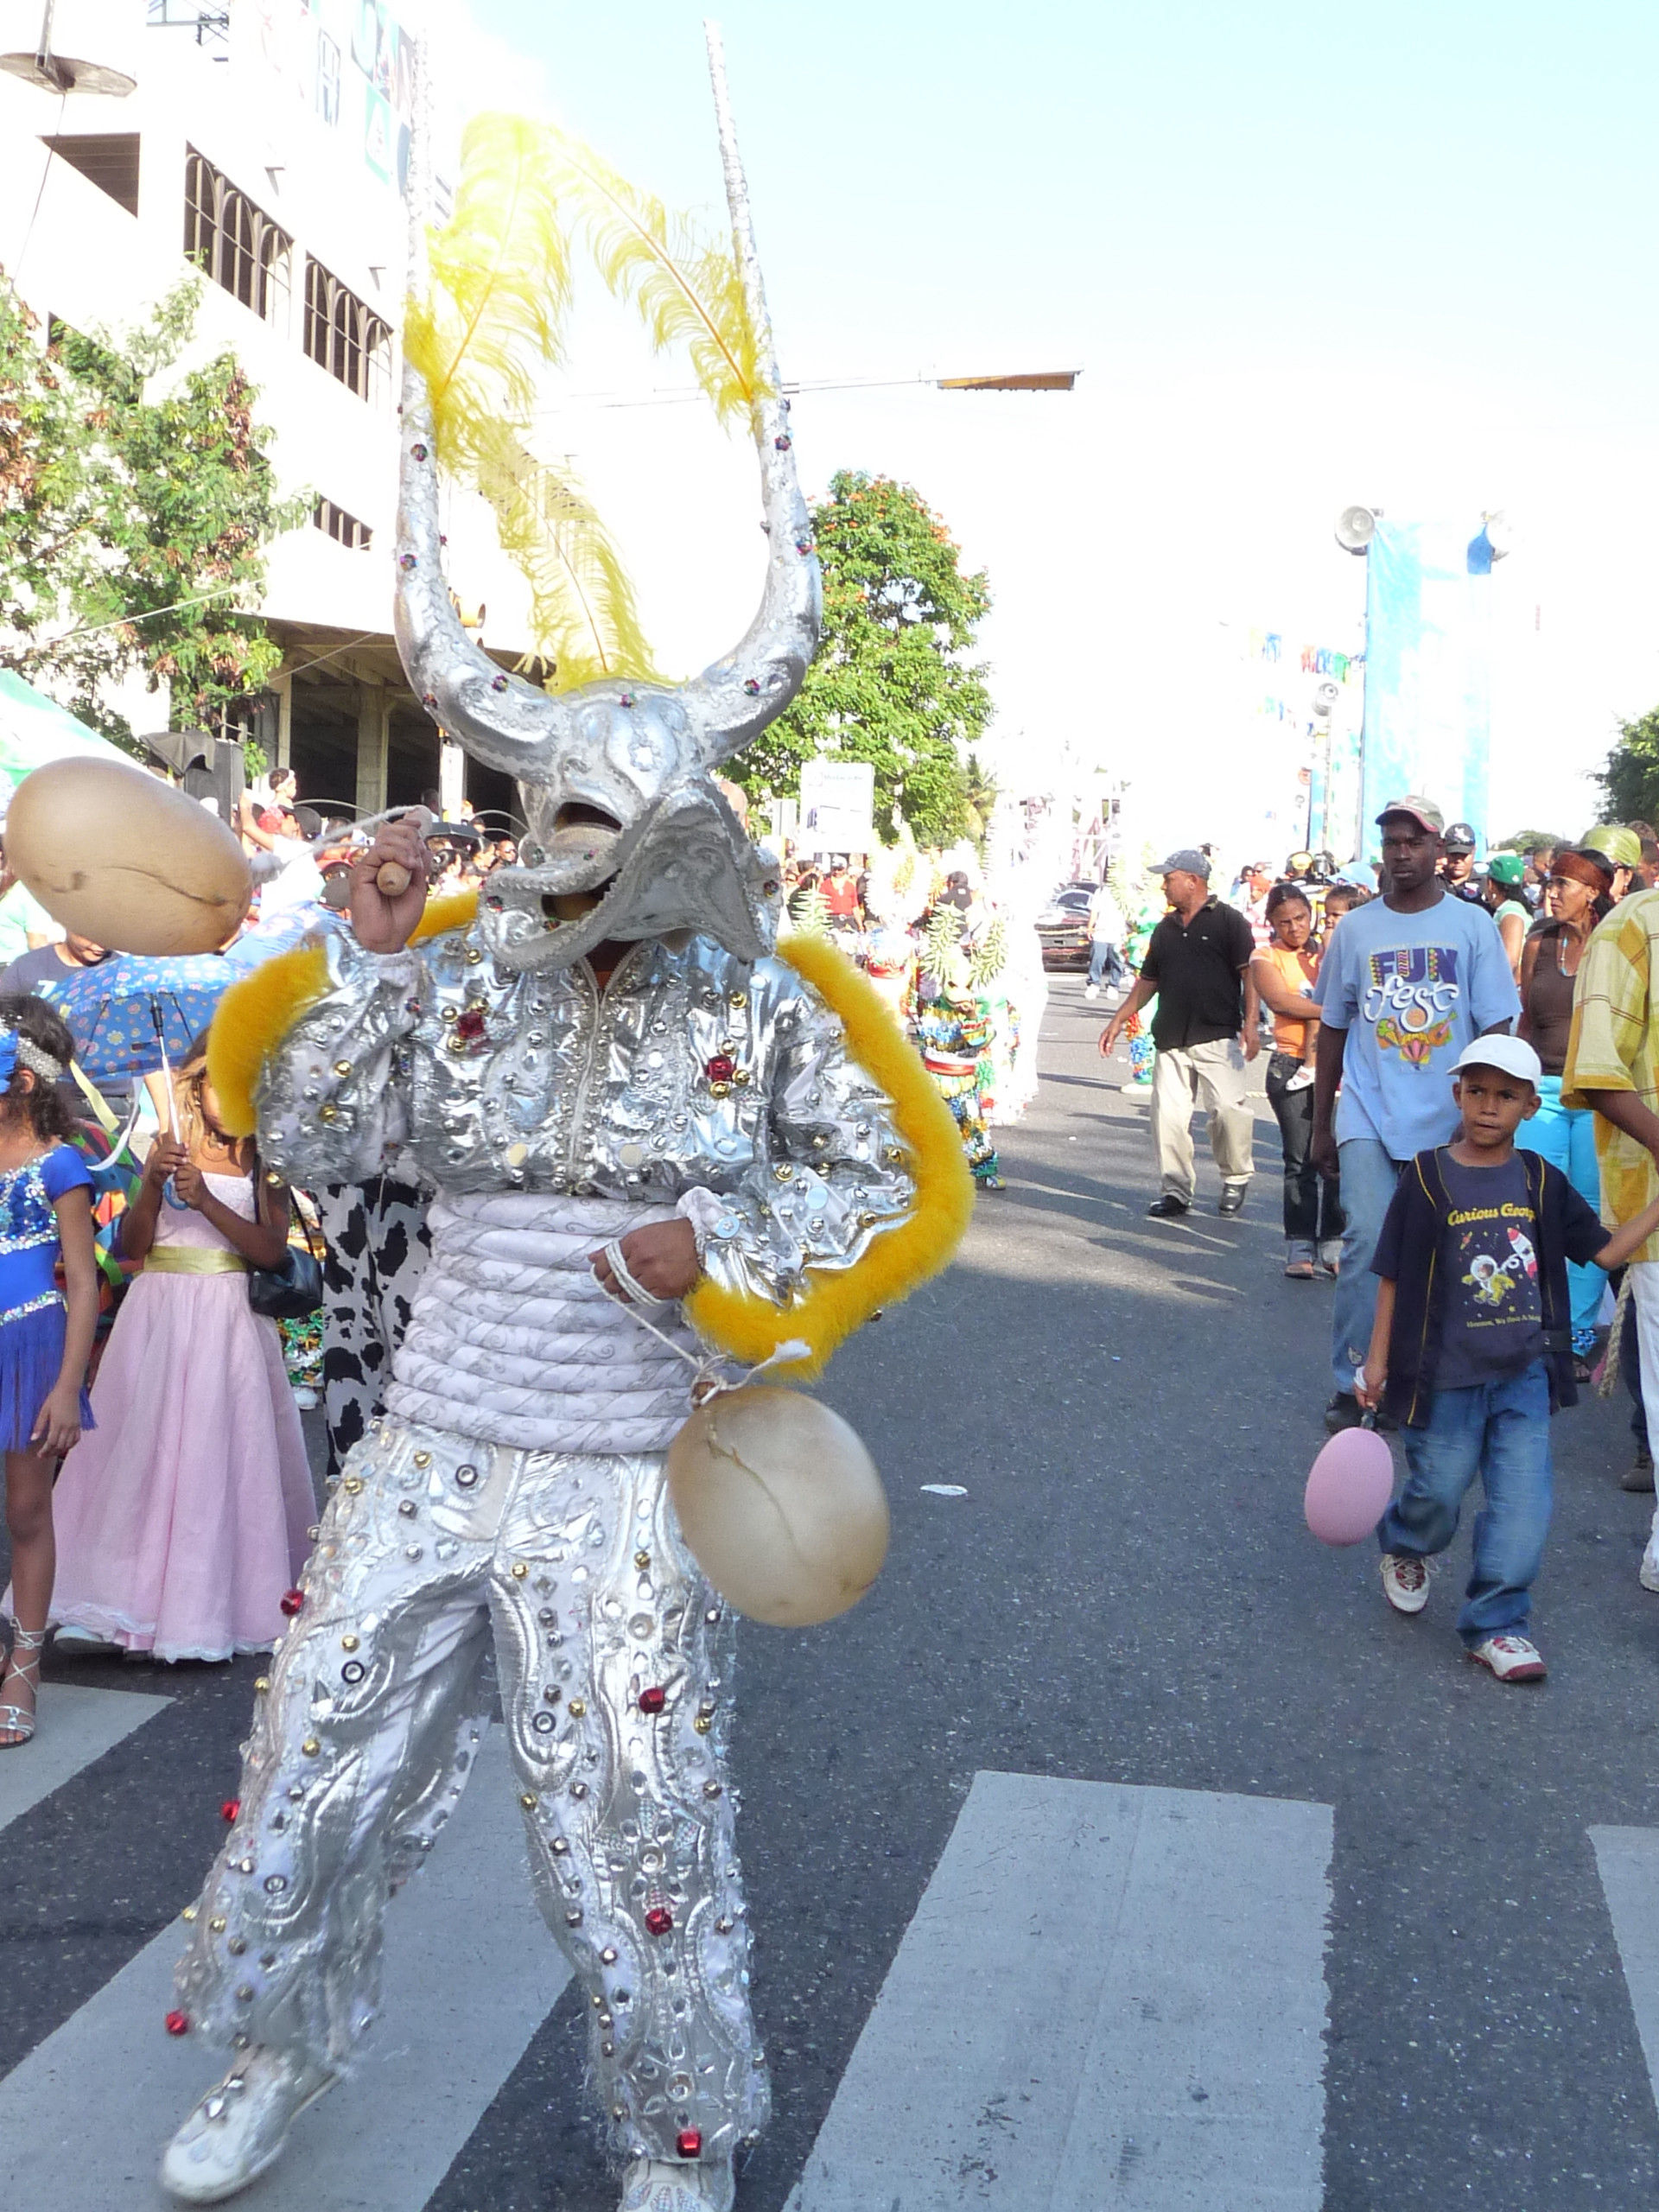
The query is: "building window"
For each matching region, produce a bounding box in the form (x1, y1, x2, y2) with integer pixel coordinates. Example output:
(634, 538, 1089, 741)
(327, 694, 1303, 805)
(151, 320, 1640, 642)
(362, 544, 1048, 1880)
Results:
(183, 149, 291, 324)
(302, 257, 391, 409)
(314, 498, 373, 551)
(44, 134, 140, 214)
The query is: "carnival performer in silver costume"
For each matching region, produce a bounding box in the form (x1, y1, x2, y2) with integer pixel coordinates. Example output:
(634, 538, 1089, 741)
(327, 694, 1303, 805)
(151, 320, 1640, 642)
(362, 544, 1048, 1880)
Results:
(159, 41, 968, 2212)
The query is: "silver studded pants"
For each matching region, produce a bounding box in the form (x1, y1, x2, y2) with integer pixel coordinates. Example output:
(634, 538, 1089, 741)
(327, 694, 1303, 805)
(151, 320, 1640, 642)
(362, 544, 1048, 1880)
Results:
(174, 1419, 768, 2164)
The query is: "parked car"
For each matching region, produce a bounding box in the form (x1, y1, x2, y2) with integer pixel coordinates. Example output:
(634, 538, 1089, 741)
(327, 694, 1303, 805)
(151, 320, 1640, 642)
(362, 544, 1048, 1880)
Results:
(1035, 886, 1096, 970)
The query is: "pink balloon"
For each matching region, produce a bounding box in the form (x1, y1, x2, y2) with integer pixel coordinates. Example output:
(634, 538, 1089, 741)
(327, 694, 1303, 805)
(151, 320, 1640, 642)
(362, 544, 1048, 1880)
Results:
(1304, 1426, 1395, 1546)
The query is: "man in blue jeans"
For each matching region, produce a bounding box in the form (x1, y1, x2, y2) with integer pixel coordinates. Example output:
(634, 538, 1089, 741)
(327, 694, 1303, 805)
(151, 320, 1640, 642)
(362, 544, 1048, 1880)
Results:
(1311, 797, 1520, 1431)
(1355, 1036, 1659, 1680)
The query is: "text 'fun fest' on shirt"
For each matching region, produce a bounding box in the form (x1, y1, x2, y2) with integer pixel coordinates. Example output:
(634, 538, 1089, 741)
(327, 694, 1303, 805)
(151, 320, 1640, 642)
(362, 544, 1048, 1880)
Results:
(1313, 892, 1521, 1163)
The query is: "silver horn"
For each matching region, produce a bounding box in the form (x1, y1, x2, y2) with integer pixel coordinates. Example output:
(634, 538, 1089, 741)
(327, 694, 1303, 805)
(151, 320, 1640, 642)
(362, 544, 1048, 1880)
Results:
(680, 16, 823, 766)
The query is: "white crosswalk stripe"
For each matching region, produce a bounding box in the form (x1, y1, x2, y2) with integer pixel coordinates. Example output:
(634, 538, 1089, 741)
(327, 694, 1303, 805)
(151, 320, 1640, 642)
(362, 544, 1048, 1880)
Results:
(0, 1724, 571, 2210)
(785, 1771, 1335, 2212)
(0, 1681, 170, 1836)
(1592, 1825, 1659, 2115)
(3, 1751, 1345, 2210)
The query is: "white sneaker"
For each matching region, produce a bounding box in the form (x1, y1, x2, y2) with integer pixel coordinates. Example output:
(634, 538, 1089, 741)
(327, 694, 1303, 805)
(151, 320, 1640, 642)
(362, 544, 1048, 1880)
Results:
(290, 1385, 319, 1410)
(1084, 983, 1100, 999)
(619, 2156, 735, 2212)
(1380, 1552, 1430, 1615)
(1467, 1633, 1547, 1682)
(160, 2047, 338, 2203)
(1641, 1552, 1659, 1593)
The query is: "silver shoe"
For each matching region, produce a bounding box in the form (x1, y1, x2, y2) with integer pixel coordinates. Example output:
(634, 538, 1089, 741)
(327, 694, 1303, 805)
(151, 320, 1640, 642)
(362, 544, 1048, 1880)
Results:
(0, 1626, 46, 1747)
(159, 2046, 338, 2203)
(618, 2153, 736, 2212)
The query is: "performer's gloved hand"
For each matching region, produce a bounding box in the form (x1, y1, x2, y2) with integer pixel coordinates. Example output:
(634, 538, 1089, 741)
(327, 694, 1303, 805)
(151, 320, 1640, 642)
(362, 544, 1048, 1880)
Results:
(350, 817, 432, 952)
(591, 1218, 702, 1304)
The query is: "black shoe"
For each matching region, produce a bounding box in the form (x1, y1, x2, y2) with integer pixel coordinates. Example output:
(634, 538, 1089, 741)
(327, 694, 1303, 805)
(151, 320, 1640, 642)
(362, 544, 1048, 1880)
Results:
(1217, 1184, 1247, 1217)
(1324, 1391, 1363, 1433)
(1147, 1194, 1190, 1219)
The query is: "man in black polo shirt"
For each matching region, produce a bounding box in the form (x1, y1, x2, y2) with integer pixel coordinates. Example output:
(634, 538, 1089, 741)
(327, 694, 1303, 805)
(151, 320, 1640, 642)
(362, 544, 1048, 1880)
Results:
(1099, 847, 1259, 1217)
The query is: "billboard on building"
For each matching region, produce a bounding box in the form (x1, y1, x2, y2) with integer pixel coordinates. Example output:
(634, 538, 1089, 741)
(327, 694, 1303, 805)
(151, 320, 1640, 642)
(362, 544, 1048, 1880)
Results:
(1358, 518, 1496, 861)
(237, 0, 414, 191)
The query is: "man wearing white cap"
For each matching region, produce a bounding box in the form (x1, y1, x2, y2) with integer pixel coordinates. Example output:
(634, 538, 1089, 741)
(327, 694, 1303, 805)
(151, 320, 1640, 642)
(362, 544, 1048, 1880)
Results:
(1311, 797, 1520, 1431)
(1355, 1034, 1659, 1681)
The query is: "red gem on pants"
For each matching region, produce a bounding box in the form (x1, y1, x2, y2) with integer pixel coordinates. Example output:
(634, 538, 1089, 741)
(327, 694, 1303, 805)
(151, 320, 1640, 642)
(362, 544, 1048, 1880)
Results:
(164, 2011, 189, 2037)
(645, 1906, 674, 1936)
(219, 1798, 240, 1822)
(279, 1588, 305, 1617)
(704, 1055, 735, 1083)
(638, 1686, 666, 1715)
(677, 2129, 703, 2158)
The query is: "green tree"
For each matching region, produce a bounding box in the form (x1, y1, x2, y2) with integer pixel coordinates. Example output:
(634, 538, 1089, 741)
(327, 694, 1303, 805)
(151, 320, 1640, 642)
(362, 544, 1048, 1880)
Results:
(733, 469, 993, 846)
(1599, 708, 1659, 828)
(1496, 826, 1574, 851)
(0, 269, 302, 748)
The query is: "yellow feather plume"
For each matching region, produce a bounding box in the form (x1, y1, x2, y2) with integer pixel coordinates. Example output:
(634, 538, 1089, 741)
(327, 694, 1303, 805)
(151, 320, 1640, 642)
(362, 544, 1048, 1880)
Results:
(543, 124, 763, 430)
(405, 111, 765, 687)
(472, 423, 655, 688)
(404, 114, 569, 437)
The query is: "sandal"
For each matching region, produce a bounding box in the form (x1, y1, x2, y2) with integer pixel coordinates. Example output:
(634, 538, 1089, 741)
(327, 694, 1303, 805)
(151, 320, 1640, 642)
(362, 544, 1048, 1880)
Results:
(1284, 1259, 1316, 1279)
(0, 1625, 45, 1748)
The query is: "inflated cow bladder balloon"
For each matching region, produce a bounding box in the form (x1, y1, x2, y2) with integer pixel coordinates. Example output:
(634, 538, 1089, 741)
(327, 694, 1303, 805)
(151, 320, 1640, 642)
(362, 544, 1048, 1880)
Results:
(666, 1386, 889, 1626)
(1304, 1424, 1395, 1546)
(6, 758, 251, 954)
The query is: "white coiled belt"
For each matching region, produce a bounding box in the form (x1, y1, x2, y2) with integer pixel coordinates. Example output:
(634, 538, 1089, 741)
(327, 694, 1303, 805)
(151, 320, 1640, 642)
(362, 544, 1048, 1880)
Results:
(385, 1190, 702, 1454)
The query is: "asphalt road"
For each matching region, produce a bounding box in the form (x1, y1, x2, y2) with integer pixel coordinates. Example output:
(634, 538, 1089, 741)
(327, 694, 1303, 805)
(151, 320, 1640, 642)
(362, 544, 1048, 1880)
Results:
(5, 971, 1659, 2209)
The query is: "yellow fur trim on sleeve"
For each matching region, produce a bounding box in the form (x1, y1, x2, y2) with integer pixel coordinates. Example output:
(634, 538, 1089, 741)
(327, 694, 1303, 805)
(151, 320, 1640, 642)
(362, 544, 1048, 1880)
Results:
(207, 888, 479, 1137)
(684, 932, 975, 1379)
(206, 944, 332, 1139)
(412, 887, 480, 944)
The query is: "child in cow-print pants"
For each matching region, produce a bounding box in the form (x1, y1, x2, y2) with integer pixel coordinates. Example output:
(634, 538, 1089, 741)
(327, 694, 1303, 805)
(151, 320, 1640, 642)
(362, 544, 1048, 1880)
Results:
(315, 1175, 430, 1481)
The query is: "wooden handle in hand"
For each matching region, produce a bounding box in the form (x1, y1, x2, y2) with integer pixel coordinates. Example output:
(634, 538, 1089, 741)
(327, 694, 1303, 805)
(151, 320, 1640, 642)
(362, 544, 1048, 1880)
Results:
(375, 861, 413, 896)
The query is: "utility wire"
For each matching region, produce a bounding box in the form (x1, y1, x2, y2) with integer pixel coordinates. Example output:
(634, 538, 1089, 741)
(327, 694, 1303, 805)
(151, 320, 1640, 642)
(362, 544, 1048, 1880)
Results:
(15, 88, 68, 282)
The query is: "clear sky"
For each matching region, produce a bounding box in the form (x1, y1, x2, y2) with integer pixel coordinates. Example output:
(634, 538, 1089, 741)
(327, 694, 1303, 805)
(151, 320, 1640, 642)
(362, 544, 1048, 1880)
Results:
(439, 0, 1659, 852)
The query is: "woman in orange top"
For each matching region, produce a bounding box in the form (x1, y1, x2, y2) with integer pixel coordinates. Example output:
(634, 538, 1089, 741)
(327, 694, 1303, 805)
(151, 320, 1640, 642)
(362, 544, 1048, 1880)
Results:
(1251, 883, 1344, 1279)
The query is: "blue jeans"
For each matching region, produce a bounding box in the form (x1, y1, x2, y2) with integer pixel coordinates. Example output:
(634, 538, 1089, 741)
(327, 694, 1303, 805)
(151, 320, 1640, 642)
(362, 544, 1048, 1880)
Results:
(1329, 1137, 1408, 1395)
(1379, 1358, 1553, 1644)
(1516, 1075, 1604, 1342)
(1088, 938, 1124, 988)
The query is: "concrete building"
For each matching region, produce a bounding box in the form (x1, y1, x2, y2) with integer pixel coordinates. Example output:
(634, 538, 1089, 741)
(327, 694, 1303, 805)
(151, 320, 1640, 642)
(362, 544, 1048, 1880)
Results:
(0, 0, 531, 828)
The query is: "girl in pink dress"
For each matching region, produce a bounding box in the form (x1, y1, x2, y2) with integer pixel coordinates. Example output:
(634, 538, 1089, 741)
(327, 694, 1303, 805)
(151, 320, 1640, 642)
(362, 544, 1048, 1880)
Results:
(48, 1050, 315, 1662)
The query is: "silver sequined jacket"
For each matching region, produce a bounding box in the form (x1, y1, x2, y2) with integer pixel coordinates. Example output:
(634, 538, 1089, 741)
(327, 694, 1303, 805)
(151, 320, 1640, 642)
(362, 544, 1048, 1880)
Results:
(254, 926, 917, 1309)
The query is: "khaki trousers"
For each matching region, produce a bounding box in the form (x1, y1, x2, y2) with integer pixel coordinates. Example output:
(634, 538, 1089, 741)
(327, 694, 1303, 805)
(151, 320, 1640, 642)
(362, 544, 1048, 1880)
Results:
(1151, 1036, 1255, 1200)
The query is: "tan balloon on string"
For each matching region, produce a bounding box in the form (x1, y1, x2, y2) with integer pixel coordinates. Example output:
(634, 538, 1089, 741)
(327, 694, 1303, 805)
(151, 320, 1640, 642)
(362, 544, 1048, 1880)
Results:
(4, 757, 251, 953)
(666, 1387, 889, 1627)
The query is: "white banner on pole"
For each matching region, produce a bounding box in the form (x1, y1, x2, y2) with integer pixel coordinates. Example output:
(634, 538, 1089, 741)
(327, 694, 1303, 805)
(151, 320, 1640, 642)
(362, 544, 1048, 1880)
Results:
(798, 758, 875, 855)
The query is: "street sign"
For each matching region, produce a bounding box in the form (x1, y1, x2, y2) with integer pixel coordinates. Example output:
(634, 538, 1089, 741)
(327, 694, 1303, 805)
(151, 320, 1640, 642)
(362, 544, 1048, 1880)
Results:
(798, 757, 874, 855)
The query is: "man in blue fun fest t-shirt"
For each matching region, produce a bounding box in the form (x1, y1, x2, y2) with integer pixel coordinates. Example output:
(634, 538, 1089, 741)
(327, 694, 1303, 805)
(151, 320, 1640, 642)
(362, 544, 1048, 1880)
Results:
(1311, 796, 1521, 1430)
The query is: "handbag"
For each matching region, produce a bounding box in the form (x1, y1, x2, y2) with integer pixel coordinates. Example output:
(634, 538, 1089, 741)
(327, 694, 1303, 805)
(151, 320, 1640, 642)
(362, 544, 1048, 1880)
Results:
(248, 1198, 325, 1321)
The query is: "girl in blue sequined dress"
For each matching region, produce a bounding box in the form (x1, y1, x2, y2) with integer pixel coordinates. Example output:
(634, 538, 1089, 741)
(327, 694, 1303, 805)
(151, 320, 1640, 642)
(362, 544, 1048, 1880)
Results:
(0, 996, 99, 1749)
